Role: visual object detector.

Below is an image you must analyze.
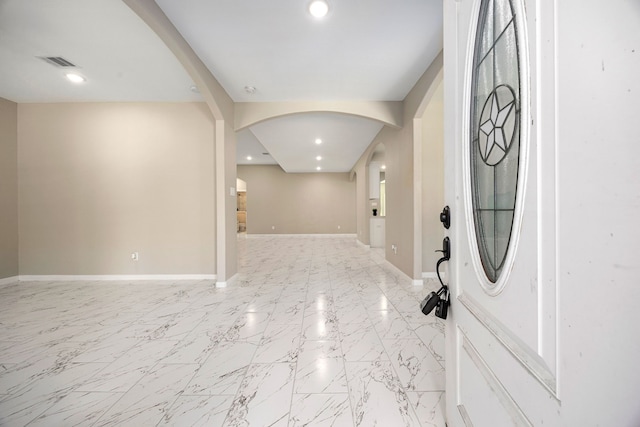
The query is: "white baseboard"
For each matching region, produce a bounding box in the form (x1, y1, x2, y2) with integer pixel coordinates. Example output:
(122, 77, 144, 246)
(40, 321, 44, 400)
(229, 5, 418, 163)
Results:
(245, 233, 357, 238)
(380, 259, 424, 286)
(356, 239, 370, 249)
(216, 272, 238, 288)
(18, 274, 216, 282)
(0, 276, 19, 286)
(425, 271, 447, 280)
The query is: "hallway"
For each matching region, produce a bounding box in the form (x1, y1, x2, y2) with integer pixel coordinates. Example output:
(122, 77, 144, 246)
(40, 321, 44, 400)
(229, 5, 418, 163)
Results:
(0, 236, 445, 426)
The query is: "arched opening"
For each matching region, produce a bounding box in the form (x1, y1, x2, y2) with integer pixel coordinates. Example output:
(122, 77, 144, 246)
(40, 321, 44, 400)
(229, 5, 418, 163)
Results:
(236, 110, 385, 240)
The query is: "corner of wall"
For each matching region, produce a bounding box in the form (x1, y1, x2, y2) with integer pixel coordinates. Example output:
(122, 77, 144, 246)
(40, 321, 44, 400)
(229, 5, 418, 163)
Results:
(0, 97, 19, 279)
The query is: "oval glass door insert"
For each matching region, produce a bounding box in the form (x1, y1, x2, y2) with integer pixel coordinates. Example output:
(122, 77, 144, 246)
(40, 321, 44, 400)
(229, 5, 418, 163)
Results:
(469, 0, 522, 283)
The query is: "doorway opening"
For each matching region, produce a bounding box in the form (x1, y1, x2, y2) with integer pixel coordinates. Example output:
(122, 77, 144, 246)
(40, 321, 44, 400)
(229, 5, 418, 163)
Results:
(237, 178, 247, 233)
(368, 143, 386, 248)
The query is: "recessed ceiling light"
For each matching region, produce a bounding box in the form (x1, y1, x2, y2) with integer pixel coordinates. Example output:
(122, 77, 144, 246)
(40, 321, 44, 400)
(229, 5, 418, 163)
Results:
(244, 86, 256, 94)
(189, 85, 200, 93)
(316, 166, 322, 171)
(309, 0, 329, 18)
(315, 138, 322, 145)
(246, 156, 252, 161)
(65, 73, 85, 83)
(316, 156, 322, 161)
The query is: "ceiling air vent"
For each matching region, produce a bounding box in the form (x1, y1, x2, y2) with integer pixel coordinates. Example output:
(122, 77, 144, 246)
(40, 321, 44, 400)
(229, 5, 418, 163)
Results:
(39, 56, 76, 67)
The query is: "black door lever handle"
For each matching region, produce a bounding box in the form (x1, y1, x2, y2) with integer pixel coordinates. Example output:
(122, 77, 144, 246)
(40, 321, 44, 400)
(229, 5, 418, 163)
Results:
(435, 237, 450, 261)
(421, 237, 451, 319)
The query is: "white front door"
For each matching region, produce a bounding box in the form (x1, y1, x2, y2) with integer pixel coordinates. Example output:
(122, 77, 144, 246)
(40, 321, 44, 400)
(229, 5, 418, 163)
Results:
(443, 0, 559, 424)
(442, 0, 640, 425)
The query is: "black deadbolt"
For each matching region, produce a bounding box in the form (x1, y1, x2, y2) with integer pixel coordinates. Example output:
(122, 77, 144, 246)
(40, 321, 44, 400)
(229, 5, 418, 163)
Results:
(440, 206, 450, 229)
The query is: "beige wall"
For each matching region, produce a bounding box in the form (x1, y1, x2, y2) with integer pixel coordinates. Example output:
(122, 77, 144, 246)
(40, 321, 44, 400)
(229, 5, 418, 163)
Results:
(371, 124, 415, 276)
(123, 0, 237, 283)
(18, 103, 215, 275)
(352, 52, 443, 279)
(0, 98, 18, 279)
(355, 168, 369, 244)
(237, 165, 356, 234)
(421, 80, 445, 273)
(354, 124, 413, 277)
(222, 120, 237, 281)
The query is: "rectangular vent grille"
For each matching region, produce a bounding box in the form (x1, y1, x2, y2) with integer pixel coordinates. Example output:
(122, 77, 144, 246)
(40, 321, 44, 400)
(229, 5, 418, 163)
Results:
(39, 56, 76, 67)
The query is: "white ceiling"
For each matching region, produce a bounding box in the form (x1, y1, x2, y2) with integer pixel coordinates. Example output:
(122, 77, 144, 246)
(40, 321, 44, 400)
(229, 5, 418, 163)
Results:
(246, 112, 384, 173)
(0, 0, 201, 102)
(0, 0, 443, 173)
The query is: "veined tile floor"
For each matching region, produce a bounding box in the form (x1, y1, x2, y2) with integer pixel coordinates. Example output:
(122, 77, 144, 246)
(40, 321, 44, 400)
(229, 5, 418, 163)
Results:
(0, 235, 446, 426)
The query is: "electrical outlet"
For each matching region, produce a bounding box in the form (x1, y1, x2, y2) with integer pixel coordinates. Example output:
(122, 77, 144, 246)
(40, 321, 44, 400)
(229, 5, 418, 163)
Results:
(391, 244, 397, 255)
(131, 252, 139, 261)
(272, 225, 276, 230)
(337, 225, 341, 230)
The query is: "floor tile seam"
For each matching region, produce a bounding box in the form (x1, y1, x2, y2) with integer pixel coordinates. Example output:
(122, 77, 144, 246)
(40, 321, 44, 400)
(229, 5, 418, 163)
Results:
(372, 331, 422, 341)
(289, 280, 331, 422)
(76, 336, 182, 395)
(171, 314, 217, 345)
(406, 323, 446, 360)
(338, 322, 374, 339)
(291, 391, 350, 395)
(378, 338, 446, 396)
(146, 363, 203, 427)
(0, 361, 60, 395)
(0, 336, 46, 343)
(220, 337, 264, 346)
(266, 321, 305, 326)
(398, 312, 434, 339)
(407, 321, 444, 347)
(333, 310, 359, 427)
(219, 327, 262, 426)
(178, 391, 238, 397)
(8, 393, 58, 427)
(74, 390, 129, 396)
(364, 305, 398, 374)
(76, 359, 155, 395)
(71, 355, 131, 392)
(56, 377, 128, 427)
(36, 389, 128, 427)
(287, 344, 301, 426)
(344, 359, 426, 426)
(153, 361, 202, 368)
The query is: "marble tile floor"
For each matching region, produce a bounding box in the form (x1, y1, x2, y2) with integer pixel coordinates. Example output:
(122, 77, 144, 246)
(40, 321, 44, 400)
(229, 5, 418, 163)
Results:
(0, 235, 446, 426)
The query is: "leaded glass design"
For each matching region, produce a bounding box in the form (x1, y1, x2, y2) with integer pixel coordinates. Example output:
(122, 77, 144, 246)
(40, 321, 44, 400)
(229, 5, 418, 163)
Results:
(470, 0, 521, 283)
